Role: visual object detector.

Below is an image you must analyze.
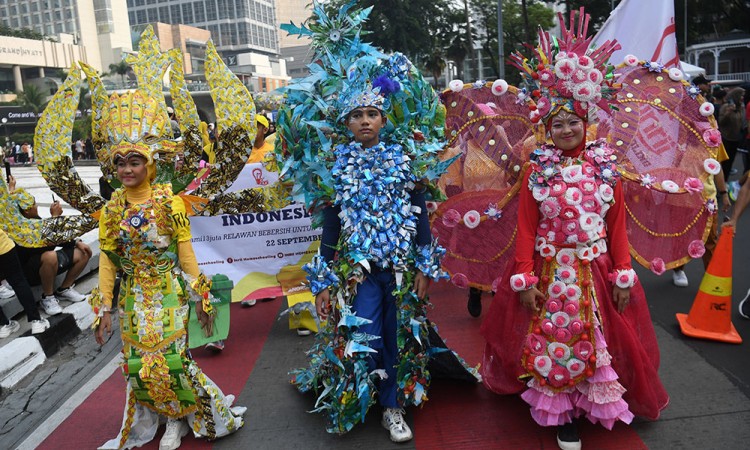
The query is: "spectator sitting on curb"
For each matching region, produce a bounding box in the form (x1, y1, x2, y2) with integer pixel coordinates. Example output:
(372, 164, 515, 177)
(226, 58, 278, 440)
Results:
(9, 179, 92, 315)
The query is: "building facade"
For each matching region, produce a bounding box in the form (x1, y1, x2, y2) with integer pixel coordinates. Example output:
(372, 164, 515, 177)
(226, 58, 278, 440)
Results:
(686, 30, 750, 83)
(127, 0, 288, 92)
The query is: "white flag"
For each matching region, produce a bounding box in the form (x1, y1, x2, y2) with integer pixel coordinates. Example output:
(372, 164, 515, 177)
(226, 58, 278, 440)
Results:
(592, 0, 680, 68)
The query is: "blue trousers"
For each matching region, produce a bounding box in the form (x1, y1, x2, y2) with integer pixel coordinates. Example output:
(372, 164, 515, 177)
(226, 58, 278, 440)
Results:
(352, 270, 398, 408)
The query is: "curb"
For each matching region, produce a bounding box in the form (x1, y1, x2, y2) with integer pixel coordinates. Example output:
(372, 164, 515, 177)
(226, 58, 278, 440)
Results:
(0, 337, 45, 390)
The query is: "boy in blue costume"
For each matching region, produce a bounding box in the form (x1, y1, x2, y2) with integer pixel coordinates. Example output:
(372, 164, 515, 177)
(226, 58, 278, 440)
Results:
(277, 1, 477, 443)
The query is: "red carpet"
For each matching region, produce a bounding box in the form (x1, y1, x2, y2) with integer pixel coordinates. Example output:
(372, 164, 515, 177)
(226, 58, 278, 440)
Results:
(413, 281, 647, 449)
(37, 301, 279, 450)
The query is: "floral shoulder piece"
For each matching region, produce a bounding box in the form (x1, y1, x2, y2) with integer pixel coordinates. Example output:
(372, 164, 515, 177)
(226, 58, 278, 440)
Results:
(528, 144, 563, 190)
(583, 139, 619, 187)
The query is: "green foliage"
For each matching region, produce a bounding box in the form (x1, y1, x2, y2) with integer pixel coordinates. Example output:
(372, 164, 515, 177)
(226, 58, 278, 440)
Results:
(109, 60, 131, 84)
(72, 118, 91, 142)
(0, 24, 45, 40)
(13, 84, 47, 113)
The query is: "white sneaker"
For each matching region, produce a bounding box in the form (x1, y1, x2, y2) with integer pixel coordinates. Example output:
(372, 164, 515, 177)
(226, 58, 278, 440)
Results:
(0, 284, 15, 299)
(296, 328, 312, 336)
(55, 286, 86, 302)
(738, 288, 750, 319)
(31, 319, 50, 335)
(672, 270, 689, 287)
(159, 418, 189, 450)
(382, 407, 413, 443)
(241, 299, 256, 307)
(0, 320, 20, 338)
(40, 295, 63, 315)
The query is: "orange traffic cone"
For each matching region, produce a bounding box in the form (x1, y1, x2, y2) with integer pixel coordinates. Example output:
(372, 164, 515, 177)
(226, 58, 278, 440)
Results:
(676, 226, 742, 343)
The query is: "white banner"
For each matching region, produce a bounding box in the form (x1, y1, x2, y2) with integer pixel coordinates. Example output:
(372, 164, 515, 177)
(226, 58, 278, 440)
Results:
(190, 163, 320, 302)
(592, 0, 680, 68)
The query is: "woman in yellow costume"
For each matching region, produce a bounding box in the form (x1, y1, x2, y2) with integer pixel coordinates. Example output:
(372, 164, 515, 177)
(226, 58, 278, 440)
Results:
(34, 27, 275, 449)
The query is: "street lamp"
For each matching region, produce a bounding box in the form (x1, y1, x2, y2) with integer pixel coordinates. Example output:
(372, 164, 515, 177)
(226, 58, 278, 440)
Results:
(1, 117, 8, 150)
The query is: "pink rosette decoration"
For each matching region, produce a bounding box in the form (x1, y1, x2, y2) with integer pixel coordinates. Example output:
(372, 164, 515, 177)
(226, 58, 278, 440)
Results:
(699, 102, 715, 117)
(683, 177, 704, 194)
(580, 177, 597, 194)
(577, 55, 594, 70)
(491, 277, 502, 293)
(668, 68, 684, 81)
(623, 54, 639, 66)
(535, 96, 552, 117)
(576, 230, 590, 243)
(554, 58, 576, 79)
(540, 198, 561, 218)
(564, 187, 583, 205)
(556, 249, 576, 266)
(442, 208, 461, 227)
(425, 201, 438, 213)
(581, 161, 596, 177)
(532, 185, 551, 201)
(557, 266, 577, 284)
(526, 334, 547, 355)
(703, 158, 721, 175)
(577, 246, 594, 261)
(449, 79, 464, 92)
(579, 212, 599, 231)
(611, 268, 637, 289)
(569, 319, 584, 335)
(551, 312, 571, 328)
(573, 81, 597, 102)
(539, 243, 556, 258)
(688, 240, 706, 259)
(573, 341, 594, 361)
(702, 128, 722, 148)
(510, 273, 538, 292)
(554, 328, 573, 343)
(549, 181, 568, 197)
(547, 364, 571, 388)
(529, 109, 542, 123)
(533, 355, 553, 377)
(463, 210, 481, 229)
(491, 79, 508, 95)
(556, 79, 573, 97)
(538, 69, 555, 87)
(581, 195, 599, 213)
(561, 164, 583, 183)
(451, 273, 469, 289)
(560, 205, 579, 221)
(587, 69, 603, 85)
(599, 184, 614, 202)
(571, 68, 587, 84)
(546, 298, 563, 314)
(548, 342, 571, 361)
(566, 358, 586, 377)
(548, 281, 566, 298)
(661, 180, 680, 193)
(650, 257, 666, 275)
(541, 319, 555, 336)
(563, 219, 579, 235)
(564, 285, 582, 301)
(534, 236, 546, 251)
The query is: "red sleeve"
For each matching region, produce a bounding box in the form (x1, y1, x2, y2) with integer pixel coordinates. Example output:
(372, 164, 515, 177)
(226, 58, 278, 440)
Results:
(605, 179, 632, 270)
(514, 169, 539, 275)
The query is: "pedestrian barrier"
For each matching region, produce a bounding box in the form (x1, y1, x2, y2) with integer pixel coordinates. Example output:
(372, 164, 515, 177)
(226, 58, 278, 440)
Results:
(676, 225, 742, 343)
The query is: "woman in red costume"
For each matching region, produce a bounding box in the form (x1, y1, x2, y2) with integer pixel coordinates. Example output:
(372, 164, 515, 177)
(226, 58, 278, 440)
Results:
(480, 9, 669, 450)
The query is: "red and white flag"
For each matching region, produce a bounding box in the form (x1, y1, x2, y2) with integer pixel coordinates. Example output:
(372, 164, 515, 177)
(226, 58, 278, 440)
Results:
(592, 0, 680, 68)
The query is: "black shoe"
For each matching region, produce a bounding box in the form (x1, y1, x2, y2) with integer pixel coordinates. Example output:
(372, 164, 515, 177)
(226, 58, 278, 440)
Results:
(739, 288, 750, 319)
(467, 288, 482, 318)
(556, 422, 581, 450)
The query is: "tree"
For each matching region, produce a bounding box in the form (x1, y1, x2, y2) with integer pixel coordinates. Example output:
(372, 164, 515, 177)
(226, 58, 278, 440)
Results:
(472, 0, 555, 82)
(14, 84, 47, 113)
(109, 60, 131, 85)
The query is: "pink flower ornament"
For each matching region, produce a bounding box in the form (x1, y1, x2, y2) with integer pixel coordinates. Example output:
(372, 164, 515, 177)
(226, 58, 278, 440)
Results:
(452, 273, 469, 289)
(650, 257, 666, 275)
(442, 209, 462, 227)
(547, 364, 571, 387)
(566, 358, 586, 377)
(573, 341, 594, 361)
(703, 158, 721, 175)
(599, 184, 614, 202)
(533, 355, 553, 377)
(533, 186, 551, 201)
(683, 177, 704, 194)
(569, 319, 584, 335)
(541, 198, 561, 218)
(702, 128, 722, 147)
(463, 210, 481, 229)
(491, 79, 508, 95)
(548, 281, 566, 298)
(541, 319, 555, 336)
(668, 68, 684, 81)
(699, 102, 714, 117)
(688, 240, 706, 259)
(557, 266, 577, 284)
(661, 180, 680, 193)
(556, 249, 576, 266)
(623, 54, 639, 67)
(546, 298, 563, 313)
(538, 69, 555, 87)
(555, 59, 576, 80)
(449, 79, 464, 92)
(535, 96, 552, 117)
(527, 334, 547, 355)
(425, 201, 438, 213)
(554, 328, 573, 343)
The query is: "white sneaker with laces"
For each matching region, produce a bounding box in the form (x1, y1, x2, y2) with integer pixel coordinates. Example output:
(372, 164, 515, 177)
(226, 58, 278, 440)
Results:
(159, 418, 189, 450)
(0, 284, 16, 299)
(31, 319, 50, 335)
(382, 407, 413, 443)
(672, 270, 689, 287)
(40, 295, 63, 315)
(0, 320, 20, 338)
(55, 286, 86, 302)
